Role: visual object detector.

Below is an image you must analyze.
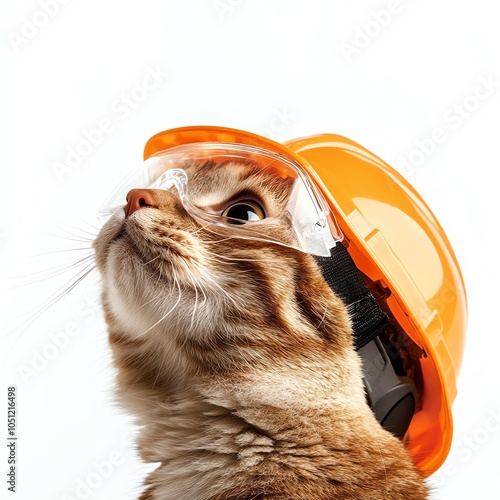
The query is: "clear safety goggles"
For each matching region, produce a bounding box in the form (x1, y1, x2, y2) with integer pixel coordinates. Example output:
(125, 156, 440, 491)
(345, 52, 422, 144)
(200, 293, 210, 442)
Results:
(99, 143, 342, 257)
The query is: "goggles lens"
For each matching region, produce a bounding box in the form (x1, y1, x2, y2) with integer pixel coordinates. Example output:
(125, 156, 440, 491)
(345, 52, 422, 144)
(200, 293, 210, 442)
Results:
(99, 143, 341, 256)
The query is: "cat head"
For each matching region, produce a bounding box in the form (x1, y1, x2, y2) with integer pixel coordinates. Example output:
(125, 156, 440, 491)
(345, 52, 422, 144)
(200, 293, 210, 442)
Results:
(93, 158, 353, 374)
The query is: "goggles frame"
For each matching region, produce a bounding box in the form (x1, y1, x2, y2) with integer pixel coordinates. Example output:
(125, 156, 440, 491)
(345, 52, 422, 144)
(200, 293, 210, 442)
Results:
(99, 142, 342, 257)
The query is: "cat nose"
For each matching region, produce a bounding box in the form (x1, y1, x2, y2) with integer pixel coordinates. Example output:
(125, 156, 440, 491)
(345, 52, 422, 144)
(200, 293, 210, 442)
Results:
(124, 189, 159, 217)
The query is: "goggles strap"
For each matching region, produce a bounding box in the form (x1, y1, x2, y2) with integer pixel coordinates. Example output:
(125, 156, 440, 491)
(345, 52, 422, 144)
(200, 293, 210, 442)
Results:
(314, 243, 416, 439)
(314, 243, 389, 350)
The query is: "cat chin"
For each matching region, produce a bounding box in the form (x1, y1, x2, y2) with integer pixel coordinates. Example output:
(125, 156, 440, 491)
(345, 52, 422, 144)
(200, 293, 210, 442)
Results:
(102, 244, 226, 343)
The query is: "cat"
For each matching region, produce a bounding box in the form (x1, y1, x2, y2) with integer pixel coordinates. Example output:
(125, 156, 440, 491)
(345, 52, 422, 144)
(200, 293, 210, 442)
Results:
(93, 158, 429, 499)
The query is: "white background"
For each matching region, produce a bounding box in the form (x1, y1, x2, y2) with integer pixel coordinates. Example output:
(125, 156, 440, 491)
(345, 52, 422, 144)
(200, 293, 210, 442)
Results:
(1, 1, 500, 499)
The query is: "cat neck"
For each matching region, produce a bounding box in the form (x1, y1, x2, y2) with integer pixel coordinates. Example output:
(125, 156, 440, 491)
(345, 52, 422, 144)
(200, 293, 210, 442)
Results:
(136, 367, 428, 499)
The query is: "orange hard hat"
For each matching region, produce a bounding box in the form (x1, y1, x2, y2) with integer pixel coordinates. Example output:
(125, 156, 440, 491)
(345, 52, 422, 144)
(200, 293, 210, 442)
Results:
(144, 126, 467, 476)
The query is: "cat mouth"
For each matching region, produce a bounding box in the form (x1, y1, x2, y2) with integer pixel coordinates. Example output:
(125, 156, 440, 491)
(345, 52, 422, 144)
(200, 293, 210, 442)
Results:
(112, 220, 180, 267)
(110, 224, 147, 259)
(106, 213, 202, 276)
(114, 224, 147, 254)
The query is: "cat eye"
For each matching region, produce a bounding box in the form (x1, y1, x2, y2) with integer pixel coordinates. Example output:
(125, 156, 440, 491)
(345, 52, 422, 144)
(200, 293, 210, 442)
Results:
(221, 201, 265, 224)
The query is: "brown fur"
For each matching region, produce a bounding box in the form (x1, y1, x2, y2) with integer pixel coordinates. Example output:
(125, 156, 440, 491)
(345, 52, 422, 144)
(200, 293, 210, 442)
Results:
(94, 160, 428, 499)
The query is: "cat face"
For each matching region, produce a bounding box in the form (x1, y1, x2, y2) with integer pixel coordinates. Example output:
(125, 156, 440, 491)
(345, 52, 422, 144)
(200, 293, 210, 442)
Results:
(94, 158, 352, 371)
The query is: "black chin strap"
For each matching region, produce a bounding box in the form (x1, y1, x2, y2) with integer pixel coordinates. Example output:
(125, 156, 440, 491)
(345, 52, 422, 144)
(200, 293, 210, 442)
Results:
(314, 243, 389, 350)
(314, 243, 416, 439)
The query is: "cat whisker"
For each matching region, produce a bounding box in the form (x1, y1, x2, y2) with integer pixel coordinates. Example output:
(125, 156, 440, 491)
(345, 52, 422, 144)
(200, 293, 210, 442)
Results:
(375, 442, 389, 491)
(140, 254, 162, 268)
(202, 250, 278, 264)
(56, 221, 99, 239)
(29, 247, 94, 258)
(139, 268, 183, 337)
(188, 273, 199, 330)
(1, 263, 97, 359)
(192, 225, 288, 264)
(190, 222, 214, 236)
(137, 275, 176, 312)
(15, 262, 96, 326)
(196, 268, 239, 310)
(2, 252, 93, 279)
(75, 216, 101, 232)
(180, 262, 210, 330)
(135, 258, 178, 312)
(42, 230, 94, 245)
(1, 254, 95, 290)
(316, 305, 328, 331)
(199, 256, 257, 279)
(150, 324, 171, 390)
(195, 221, 288, 250)
(184, 263, 209, 302)
(191, 224, 246, 244)
(1, 215, 102, 359)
